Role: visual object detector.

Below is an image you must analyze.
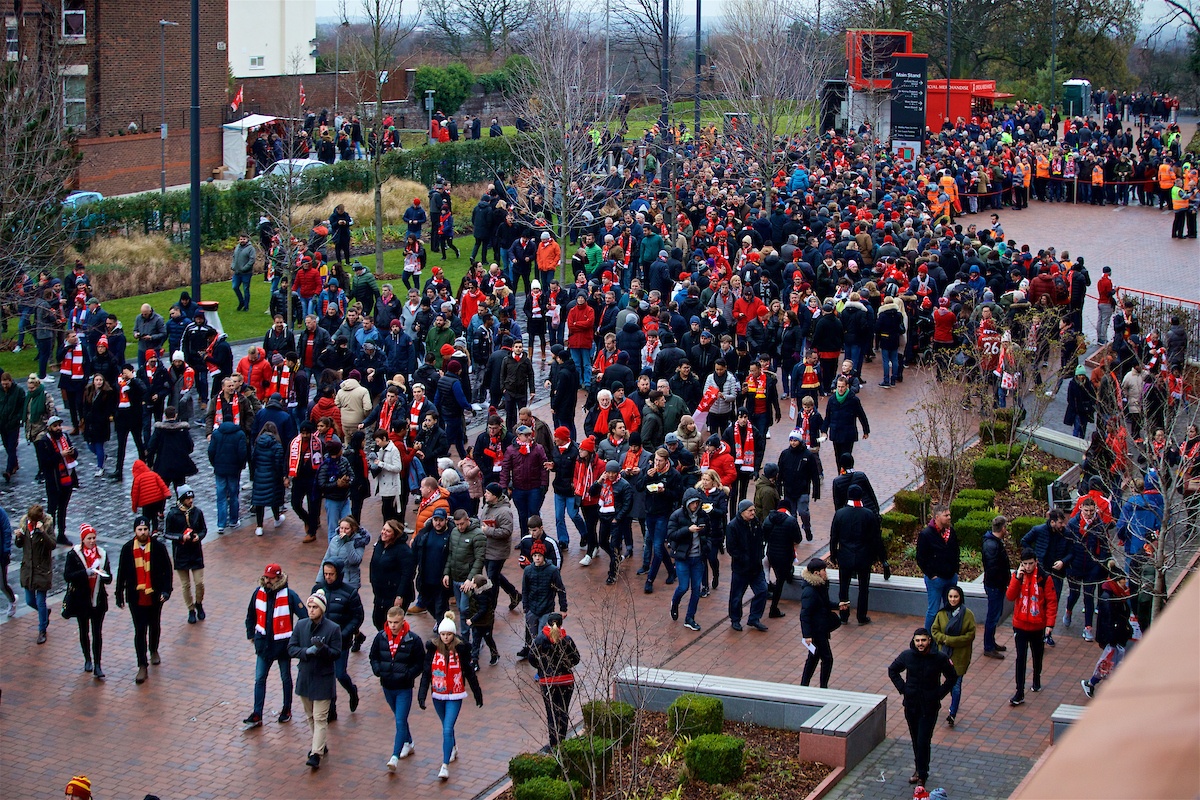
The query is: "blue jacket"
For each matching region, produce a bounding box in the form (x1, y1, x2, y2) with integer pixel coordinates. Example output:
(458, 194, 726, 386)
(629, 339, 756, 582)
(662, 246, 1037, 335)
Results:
(1117, 490, 1163, 556)
(252, 396, 297, 445)
(207, 421, 248, 477)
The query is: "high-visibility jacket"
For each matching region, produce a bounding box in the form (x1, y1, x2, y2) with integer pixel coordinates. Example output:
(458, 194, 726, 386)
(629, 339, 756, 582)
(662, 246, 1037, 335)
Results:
(1092, 166, 1104, 187)
(1036, 154, 1050, 178)
(1171, 186, 1188, 211)
(1158, 163, 1175, 189)
(1185, 168, 1198, 192)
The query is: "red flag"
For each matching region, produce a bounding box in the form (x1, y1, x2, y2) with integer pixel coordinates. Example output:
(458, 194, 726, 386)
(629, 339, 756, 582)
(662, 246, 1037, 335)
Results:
(299, 82, 306, 105)
(230, 84, 243, 112)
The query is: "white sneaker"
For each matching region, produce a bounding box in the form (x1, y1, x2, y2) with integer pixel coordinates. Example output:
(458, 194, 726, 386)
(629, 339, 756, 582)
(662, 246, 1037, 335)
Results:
(5, 600, 16, 617)
(274, 513, 287, 528)
(386, 755, 399, 772)
(449, 746, 458, 763)
(12, 346, 21, 353)
(399, 742, 414, 759)
(766, 431, 771, 439)
(255, 527, 264, 537)
(94, 467, 104, 477)
(579, 554, 593, 566)
(438, 764, 449, 781)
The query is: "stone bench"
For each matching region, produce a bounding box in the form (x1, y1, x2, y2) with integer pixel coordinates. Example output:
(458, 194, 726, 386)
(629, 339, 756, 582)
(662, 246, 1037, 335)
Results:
(780, 569, 1010, 622)
(612, 666, 886, 770)
(1051, 703, 1086, 743)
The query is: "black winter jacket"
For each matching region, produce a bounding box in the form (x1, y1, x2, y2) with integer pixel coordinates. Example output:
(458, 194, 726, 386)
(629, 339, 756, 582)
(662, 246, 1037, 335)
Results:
(887, 638, 957, 709)
(799, 568, 837, 639)
(521, 562, 568, 617)
(369, 625, 426, 689)
(725, 515, 766, 576)
(311, 561, 365, 642)
(369, 537, 417, 609)
(829, 504, 883, 573)
(762, 510, 802, 561)
(915, 523, 960, 580)
(980, 530, 1012, 589)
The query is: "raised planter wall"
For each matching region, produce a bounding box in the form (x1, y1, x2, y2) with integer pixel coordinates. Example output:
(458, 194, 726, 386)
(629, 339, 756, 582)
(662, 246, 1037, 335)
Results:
(780, 569, 1013, 622)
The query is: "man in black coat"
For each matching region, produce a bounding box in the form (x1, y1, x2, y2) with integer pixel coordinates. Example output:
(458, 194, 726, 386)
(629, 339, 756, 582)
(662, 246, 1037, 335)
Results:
(980, 515, 1012, 659)
(778, 430, 822, 540)
(546, 346, 580, 439)
(887, 628, 957, 787)
(829, 484, 887, 625)
(115, 515, 174, 684)
(1020, 509, 1072, 612)
(725, 500, 769, 632)
(799, 557, 837, 687)
(113, 363, 148, 477)
(830, 452, 879, 512)
(915, 506, 960, 630)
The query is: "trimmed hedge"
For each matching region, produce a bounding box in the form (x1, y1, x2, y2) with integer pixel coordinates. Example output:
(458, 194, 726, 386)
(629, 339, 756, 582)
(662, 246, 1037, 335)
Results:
(949, 497, 989, 524)
(685, 734, 746, 785)
(984, 443, 1026, 463)
(892, 490, 931, 519)
(514, 776, 585, 800)
(1008, 516, 1046, 548)
(956, 488, 997, 504)
(581, 699, 635, 744)
(1030, 469, 1060, 501)
(973, 458, 1011, 491)
(956, 510, 995, 550)
(922, 456, 954, 486)
(509, 753, 561, 786)
(980, 420, 1012, 444)
(558, 736, 615, 785)
(880, 511, 919, 537)
(669, 694, 724, 739)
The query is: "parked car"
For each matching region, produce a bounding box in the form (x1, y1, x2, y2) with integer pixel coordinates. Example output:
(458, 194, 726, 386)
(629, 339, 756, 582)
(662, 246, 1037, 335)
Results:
(62, 190, 106, 239)
(253, 158, 328, 183)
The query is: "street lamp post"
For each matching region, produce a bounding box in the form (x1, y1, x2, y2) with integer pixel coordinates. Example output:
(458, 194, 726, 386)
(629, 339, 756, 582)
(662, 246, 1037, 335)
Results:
(159, 19, 179, 195)
(945, 0, 952, 127)
(425, 90, 435, 144)
(694, 0, 701, 136)
(335, 18, 349, 116)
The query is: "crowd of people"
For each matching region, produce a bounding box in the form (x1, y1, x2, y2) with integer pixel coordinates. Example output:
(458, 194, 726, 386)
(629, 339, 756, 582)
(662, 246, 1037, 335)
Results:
(5, 106, 1198, 794)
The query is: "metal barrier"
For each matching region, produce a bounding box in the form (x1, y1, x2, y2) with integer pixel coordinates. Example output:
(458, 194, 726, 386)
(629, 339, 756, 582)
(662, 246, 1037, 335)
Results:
(1114, 288, 1200, 365)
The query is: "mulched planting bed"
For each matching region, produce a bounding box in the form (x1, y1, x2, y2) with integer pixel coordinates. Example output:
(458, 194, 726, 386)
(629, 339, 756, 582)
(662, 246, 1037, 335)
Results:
(886, 442, 1076, 580)
(499, 710, 834, 800)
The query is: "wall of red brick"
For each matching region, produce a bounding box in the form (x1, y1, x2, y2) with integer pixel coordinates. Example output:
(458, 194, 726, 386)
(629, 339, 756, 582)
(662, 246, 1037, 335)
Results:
(237, 70, 413, 118)
(75, 126, 224, 196)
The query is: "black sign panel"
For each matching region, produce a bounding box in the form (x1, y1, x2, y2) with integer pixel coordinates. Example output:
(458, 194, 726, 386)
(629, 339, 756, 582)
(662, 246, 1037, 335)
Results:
(890, 55, 928, 142)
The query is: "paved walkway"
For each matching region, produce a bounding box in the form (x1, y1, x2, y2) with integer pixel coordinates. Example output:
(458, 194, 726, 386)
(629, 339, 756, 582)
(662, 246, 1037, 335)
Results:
(822, 738, 1033, 800)
(0, 197, 1192, 799)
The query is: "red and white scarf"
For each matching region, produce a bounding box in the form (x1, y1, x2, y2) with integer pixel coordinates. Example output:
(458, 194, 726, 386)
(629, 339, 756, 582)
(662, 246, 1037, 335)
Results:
(270, 364, 292, 403)
(288, 435, 322, 477)
(254, 586, 294, 640)
(733, 424, 755, 471)
(848, 499, 863, 508)
(213, 393, 240, 430)
(417, 490, 442, 514)
(62, 343, 84, 379)
(378, 398, 396, 432)
(409, 399, 423, 432)
(430, 647, 467, 699)
(117, 377, 131, 409)
(599, 476, 616, 514)
(573, 457, 598, 503)
(385, 620, 411, 656)
(530, 290, 543, 319)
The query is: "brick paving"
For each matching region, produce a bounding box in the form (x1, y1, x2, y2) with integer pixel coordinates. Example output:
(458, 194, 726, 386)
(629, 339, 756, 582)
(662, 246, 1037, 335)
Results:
(821, 738, 1033, 800)
(0, 194, 1192, 799)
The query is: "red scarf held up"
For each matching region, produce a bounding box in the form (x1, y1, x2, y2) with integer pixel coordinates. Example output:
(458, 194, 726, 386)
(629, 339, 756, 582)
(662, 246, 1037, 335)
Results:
(733, 424, 755, 471)
(118, 377, 131, 408)
(214, 393, 240, 430)
(254, 586, 294, 640)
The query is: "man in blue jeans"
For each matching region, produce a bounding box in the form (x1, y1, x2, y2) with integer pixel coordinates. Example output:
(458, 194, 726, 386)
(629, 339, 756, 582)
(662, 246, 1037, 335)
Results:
(207, 419, 248, 533)
(915, 505, 960, 630)
(230, 233, 257, 312)
(980, 516, 1013, 658)
(243, 562, 306, 727)
(498, 424, 549, 540)
(668, 490, 709, 631)
(549, 427, 587, 548)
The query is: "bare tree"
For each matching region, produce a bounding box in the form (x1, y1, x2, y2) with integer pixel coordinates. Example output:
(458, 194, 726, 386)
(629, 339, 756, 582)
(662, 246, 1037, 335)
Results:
(424, 0, 530, 59)
(351, 0, 419, 277)
(504, 0, 621, 280)
(0, 3, 82, 298)
(709, 0, 835, 208)
(611, 0, 686, 93)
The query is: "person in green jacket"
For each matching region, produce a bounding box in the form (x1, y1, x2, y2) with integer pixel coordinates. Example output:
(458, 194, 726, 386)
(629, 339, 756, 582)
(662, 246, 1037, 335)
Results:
(931, 585, 977, 728)
(443, 509, 486, 627)
(639, 225, 664, 275)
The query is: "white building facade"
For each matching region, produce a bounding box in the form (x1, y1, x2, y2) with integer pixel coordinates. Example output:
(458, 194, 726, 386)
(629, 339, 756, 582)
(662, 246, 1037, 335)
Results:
(228, 0, 317, 77)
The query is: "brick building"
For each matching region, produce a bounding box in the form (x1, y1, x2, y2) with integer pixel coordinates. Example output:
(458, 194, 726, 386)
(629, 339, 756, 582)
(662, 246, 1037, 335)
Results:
(3, 0, 229, 195)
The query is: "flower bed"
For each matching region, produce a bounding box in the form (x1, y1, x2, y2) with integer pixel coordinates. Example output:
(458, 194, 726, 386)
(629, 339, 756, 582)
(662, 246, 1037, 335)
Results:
(498, 710, 833, 800)
(883, 442, 1075, 580)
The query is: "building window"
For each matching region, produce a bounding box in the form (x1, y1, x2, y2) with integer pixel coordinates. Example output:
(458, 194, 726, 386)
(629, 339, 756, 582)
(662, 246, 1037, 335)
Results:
(62, 0, 85, 40)
(63, 75, 86, 127)
(249, 55, 265, 69)
(5, 17, 16, 61)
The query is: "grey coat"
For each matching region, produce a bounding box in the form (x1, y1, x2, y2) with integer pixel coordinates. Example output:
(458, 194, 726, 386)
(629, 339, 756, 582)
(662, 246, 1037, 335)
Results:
(480, 496, 515, 561)
(288, 614, 343, 701)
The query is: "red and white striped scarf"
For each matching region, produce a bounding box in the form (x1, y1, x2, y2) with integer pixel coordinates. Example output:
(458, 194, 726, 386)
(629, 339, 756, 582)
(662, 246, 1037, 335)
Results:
(270, 364, 292, 402)
(214, 394, 240, 429)
(62, 343, 84, 379)
(573, 457, 598, 502)
(385, 620, 411, 656)
(118, 377, 131, 408)
(409, 400, 422, 432)
(599, 476, 616, 513)
(733, 424, 755, 471)
(254, 587, 294, 640)
(378, 398, 396, 432)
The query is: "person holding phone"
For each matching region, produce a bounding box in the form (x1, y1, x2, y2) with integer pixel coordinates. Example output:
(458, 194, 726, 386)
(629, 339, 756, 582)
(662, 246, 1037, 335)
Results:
(62, 522, 112, 679)
(1006, 549, 1059, 707)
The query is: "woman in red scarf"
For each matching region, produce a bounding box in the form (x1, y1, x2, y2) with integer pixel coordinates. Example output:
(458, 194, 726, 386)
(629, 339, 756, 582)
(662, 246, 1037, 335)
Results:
(62, 523, 112, 679)
(369, 606, 425, 770)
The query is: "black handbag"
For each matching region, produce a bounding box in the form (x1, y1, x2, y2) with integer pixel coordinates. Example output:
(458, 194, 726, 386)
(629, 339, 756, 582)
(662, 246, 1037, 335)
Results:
(61, 584, 75, 619)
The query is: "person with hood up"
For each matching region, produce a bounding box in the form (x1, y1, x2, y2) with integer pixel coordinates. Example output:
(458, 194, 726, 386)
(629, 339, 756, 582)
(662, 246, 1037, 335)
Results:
(288, 589, 343, 769)
(829, 484, 887, 625)
(1081, 563, 1134, 698)
(798, 558, 839, 688)
(146, 405, 198, 491)
(311, 558, 365, 721)
(530, 611, 581, 747)
(369, 605, 426, 770)
(887, 627, 957, 787)
(666, 488, 709, 632)
(930, 585, 976, 727)
(243, 562, 307, 729)
(129, 458, 171, 531)
(207, 418, 248, 534)
(419, 611, 483, 782)
(459, 571, 498, 669)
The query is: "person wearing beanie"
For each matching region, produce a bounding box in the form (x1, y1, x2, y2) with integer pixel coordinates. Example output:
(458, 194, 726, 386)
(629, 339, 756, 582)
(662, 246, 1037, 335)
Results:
(289, 587, 343, 769)
(64, 775, 92, 799)
(419, 610, 483, 781)
(243, 562, 306, 729)
(162, 483, 209, 624)
(311, 556, 366, 719)
(62, 522, 112, 679)
(887, 627, 957, 786)
(519, 538, 568, 659)
(369, 605, 427, 770)
(589, 459, 633, 584)
(722, 407, 764, 505)
(798, 558, 837, 688)
(114, 515, 173, 684)
(829, 483, 887, 625)
(725, 499, 769, 632)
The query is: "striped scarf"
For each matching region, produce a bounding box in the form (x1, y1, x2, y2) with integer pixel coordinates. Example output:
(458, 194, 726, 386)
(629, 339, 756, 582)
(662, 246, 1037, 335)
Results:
(254, 587, 293, 640)
(133, 540, 154, 599)
(733, 424, 755, 471)
(270, 364, 292, 403)
(62, 343, 84, 379)
(385, 620, 410, 656)
(118, 377, 131, 408)
(214, 394, 240, 430)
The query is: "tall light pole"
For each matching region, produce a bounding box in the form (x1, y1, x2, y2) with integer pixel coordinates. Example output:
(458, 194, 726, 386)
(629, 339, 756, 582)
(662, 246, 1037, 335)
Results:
(945, 0, 952, 127)
(1049, 0, 1057, 111)
(604, 0, 610, 105)
(694, 0, 701, 136)
(189, 0, 201, 301)
(159, 19, 178, 195)
(660, 0, 670, 132)
(335, 18, 349, 115)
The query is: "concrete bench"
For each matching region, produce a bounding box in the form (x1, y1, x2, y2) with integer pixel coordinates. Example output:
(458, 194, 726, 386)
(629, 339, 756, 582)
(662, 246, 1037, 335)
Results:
(780, 569, 1010, 622)
(612, 666, 886, 770)
(1051, 703, 1086, 742)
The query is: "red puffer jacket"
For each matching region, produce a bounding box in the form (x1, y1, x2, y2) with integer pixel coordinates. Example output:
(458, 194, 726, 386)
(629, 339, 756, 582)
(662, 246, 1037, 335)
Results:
(1005, 567, 1059, 632)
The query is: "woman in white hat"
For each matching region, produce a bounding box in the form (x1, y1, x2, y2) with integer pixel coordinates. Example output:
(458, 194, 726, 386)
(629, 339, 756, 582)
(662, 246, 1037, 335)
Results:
(418, 611, 482, 781)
